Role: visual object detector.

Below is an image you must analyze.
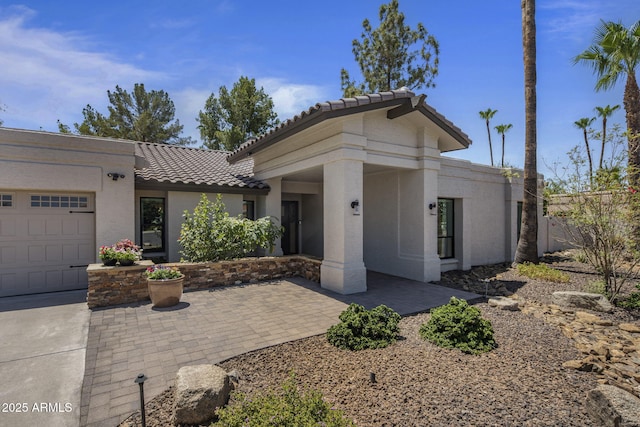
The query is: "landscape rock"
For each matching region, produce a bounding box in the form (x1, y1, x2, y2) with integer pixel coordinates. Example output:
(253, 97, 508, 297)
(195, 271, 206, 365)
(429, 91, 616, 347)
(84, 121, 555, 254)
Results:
(586, 384, 640, 427)
(551, 291, 613, 312)
(488, 296, 520, 311)
(173, 364, 231, 426)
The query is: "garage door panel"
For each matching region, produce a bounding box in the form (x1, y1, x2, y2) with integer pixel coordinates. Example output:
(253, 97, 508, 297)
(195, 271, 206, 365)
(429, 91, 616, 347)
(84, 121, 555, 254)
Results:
(28, 219, 45, 236)
(0, 191, 94, 296)
(0, 246, 17, 264)
(46, 219, 62, 235)
(0, 218, 16, 236)
(28, 245, 44, 263)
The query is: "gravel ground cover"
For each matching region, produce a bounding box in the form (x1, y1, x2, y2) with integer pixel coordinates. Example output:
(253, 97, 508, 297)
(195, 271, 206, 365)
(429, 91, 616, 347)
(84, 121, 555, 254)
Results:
(121, 251, 639, 426)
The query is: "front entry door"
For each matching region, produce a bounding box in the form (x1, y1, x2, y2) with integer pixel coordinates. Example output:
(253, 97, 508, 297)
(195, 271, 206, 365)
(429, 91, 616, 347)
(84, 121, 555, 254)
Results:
(281, 201, 299, 255)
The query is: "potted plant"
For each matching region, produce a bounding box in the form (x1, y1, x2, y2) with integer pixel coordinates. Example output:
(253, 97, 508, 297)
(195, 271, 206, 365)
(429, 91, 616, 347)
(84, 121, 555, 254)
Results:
(144, 265, 184, 307)
(99, 245, 118, 266)
(114, 239, 142, 266)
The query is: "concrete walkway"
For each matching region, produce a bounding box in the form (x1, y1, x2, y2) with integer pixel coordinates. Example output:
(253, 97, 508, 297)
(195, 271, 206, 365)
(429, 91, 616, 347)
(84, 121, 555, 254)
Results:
(0, 290, 90, 427)
(80, 272, 478, 426)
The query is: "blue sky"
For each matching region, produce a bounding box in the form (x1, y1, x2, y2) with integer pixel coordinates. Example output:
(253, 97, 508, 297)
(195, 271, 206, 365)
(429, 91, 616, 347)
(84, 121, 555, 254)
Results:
(1, 1, 638, 177)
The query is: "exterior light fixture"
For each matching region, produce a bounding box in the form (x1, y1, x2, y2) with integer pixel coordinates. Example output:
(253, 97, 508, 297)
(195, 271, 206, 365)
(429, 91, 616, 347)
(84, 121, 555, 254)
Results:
(107, 172, 125, 181)
(351, 199, 360, 215)
(134, 373, 147, 427)
(428, 202, 437, 215)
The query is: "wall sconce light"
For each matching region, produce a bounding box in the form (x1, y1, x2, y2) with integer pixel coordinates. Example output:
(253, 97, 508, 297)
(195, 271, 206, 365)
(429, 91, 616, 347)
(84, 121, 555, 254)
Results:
(351, 199, 360, 215)
(107, 172, 125, 181)
(428, 202, 437, 215)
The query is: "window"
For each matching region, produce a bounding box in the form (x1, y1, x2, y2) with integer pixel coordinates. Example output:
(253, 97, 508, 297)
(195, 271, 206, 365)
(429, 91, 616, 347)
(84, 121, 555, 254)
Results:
(243, 200, 255, 220)
(141, 197, 165, 253)
(0, 194, 13, 207)
(437, 199, 455, 259)
(29, 194, 88, 208)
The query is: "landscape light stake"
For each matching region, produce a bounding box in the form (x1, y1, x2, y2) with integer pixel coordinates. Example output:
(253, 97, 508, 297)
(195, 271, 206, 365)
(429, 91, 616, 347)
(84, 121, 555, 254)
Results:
(135, 373, 148, 427)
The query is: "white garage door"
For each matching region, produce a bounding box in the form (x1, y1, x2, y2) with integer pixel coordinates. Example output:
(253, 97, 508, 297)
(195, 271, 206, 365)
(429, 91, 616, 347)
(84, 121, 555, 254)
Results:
(0, 191, 95, 297)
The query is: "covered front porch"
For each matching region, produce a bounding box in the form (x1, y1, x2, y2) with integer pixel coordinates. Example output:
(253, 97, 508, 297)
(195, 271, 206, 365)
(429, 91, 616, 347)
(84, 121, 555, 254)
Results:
(229, 89, 471, 294)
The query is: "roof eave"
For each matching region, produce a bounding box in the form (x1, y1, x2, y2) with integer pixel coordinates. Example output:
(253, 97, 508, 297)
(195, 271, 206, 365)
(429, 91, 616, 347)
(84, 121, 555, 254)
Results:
(227, 97, 409, 164)
(134, 178, 270, 195)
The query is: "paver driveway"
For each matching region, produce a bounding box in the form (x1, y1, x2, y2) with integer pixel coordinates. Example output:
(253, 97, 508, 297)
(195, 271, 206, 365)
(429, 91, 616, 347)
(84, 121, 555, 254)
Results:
(80, 273, 479, 426)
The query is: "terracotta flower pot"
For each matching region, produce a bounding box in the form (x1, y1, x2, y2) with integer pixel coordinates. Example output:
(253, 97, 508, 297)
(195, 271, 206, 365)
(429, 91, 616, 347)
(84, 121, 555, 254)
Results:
(147, 276, 184, 308)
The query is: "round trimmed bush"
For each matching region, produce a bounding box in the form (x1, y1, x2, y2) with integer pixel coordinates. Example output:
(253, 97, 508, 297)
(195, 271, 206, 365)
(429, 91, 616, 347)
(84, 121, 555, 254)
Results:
(419, 297, 495, 354)
(326, 303, 401, 350)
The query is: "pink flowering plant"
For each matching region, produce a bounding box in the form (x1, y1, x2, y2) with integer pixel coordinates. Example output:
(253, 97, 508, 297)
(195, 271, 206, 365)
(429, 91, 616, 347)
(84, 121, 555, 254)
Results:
(99, 245, 118, 262)
(113, 239, 142, 263)
(144, 265, 183, 280)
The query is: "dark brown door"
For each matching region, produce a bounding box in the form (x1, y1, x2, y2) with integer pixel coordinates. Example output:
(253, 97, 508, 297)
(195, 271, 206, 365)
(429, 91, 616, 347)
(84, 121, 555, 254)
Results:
(281, 201, 299, 255)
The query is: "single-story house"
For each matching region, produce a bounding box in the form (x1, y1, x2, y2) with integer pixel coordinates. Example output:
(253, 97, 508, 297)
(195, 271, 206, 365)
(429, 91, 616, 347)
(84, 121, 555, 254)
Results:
(0, 88, 563, 297)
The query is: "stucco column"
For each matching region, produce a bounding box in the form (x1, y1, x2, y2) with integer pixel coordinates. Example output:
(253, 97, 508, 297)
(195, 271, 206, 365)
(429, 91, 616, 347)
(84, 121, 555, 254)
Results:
(321, 159, 366, 294)
(265, 177, 283, 256)
(421, 164, 441, 282)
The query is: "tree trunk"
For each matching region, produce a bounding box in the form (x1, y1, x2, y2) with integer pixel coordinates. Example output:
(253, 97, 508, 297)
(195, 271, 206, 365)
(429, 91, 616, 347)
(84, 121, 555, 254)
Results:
(514, 0, 539, 264)
(624, 72, 640, 245)
(486, 120, 494, 166)
(583, 128, 593, 185)
(599, 116, 607, 170)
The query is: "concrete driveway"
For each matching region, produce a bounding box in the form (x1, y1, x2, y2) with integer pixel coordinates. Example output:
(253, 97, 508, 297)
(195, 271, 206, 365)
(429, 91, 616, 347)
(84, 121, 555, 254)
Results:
(0, 290, 89, 427)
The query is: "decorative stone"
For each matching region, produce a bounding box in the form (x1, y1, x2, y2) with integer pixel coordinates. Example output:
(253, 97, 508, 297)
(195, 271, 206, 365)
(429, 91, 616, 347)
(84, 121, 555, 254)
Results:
(576, 311, 604, 324)
(173, 364, 232, 426)
(619, 323, 640, 334)
(586, 384, 640, 427)
(488, 296, 520, 311)
(552, 291, 613, 312)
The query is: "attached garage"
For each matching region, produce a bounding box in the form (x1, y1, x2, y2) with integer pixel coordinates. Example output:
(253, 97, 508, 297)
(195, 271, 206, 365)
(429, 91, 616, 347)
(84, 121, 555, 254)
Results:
(0, 128, 137, 297)
(0, 191, 95, 296)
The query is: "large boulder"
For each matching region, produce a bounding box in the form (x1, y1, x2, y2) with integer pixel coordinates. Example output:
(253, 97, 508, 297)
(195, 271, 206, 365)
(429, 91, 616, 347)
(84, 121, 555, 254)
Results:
(173, 364, 232, 426)
(551, 291, 613, 312)
(586, 384, 640, 427)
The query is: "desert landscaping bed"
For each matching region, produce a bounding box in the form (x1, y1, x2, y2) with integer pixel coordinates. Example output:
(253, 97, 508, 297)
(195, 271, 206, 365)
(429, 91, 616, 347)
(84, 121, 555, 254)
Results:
(121, 251, 639, 426)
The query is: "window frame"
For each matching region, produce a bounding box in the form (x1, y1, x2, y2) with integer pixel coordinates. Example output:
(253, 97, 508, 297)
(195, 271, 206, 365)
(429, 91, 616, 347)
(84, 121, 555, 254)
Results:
(437, 198, 455, 259)
(140, 197, 166, 254)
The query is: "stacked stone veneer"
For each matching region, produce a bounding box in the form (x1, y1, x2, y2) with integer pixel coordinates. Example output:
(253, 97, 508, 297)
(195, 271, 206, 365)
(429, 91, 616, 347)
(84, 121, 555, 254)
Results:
(86, 256, 321, 309)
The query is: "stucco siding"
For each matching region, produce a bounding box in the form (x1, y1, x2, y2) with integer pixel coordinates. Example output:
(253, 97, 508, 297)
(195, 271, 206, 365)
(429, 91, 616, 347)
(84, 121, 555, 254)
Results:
(0, 128, 135, 262)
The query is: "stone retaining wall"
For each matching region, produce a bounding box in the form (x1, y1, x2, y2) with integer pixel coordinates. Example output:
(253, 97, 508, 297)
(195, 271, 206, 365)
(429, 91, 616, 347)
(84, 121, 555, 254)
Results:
(86, 256, 322, 309)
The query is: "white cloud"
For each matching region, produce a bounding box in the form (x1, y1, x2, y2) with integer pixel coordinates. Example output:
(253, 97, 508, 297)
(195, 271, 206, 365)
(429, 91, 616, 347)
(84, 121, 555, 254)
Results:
(257, 77, 329, 119)
(0, 6, 162, 131)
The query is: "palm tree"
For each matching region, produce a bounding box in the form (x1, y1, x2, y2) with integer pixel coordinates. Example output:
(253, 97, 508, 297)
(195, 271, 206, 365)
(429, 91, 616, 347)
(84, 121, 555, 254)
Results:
(494, 123, 513, 167)
(573, 117, 596, 180)
(575, 20, 640, 189)
(595, 104, 621, 169)
(479, 108, 498, 166)
(514, 0, 538, 264)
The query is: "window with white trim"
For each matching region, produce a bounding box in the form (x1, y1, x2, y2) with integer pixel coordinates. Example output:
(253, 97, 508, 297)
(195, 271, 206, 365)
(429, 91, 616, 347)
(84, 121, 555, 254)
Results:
(30, 194, 89, 208)
(0, 194, 13, 207)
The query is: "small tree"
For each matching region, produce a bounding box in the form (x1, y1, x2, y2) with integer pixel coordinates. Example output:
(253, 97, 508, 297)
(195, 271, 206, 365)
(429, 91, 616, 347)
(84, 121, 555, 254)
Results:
(551, 126, 640, 302)
(179, 194, 282, 262)
(197, 76, 279, 151)
(340, 0, 440, 96)
(494, 123, 513, 168)
(479, 108, 498, 167)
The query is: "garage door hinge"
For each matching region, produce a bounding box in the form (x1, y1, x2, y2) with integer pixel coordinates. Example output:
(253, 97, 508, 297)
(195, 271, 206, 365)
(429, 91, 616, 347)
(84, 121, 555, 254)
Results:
(70, 264, 89, 268)
(69, 211, 95, 214)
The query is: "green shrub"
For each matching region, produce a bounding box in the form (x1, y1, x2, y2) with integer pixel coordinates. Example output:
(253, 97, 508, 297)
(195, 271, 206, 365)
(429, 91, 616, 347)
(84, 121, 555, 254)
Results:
(573, 251, 588, 264)
(584, 279, 609, 297)
(214, 373, 355, 427)
(617, 284, 640, 309)
(516, 262, 570, 283)
(179, 194, 283, 262)
(419, 297, 495, 355)
(326, 303, 401, 351)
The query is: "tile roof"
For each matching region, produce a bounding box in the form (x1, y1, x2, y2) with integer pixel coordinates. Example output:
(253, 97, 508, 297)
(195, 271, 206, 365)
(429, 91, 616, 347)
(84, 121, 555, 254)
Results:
(227, 88, 471, 163)
(134, 142, 268, 191)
